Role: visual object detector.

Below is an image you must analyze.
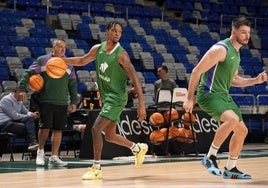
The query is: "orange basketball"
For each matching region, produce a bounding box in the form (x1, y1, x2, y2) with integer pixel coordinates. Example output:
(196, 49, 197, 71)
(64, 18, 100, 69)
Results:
(169, 126, 180, 139)
(46, 57, 67, 79)
(163, 108, 179, 122)
(160, 127, 168, 139)
(160, 127, 175, 140)
(149, 112, 164, 126)
(29, 74, 44, 91)
(149, 130, 165, 143)
(184, 129, 197, 143)
(182, 112, 196, 127)
(176, 128, 188, 142)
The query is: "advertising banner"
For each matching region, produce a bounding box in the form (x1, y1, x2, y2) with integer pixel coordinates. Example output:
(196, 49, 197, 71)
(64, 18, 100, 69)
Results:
(79, 109, 230, 159)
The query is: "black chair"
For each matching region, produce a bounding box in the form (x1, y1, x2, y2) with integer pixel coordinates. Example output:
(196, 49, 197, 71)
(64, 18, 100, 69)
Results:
(0, 132, 28, 161)
(61, 110, 88, 158)
(0, 132, 16, 161)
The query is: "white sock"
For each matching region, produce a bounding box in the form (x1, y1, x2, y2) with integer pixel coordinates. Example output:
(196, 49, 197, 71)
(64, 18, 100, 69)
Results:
(93, 160, 101, 169)
(207, 143, 219, 158)
(226, 156, 238, 170)
(37, 148, 44, 154)
(130, 143, 140, 153)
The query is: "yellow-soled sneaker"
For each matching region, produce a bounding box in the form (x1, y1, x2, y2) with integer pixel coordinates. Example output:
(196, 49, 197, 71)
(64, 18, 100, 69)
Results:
(133, 143, 148, 168)
(81, 165, 103, 180)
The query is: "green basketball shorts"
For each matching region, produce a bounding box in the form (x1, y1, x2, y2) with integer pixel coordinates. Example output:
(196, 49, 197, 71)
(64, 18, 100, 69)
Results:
(197, 92, 243, 122)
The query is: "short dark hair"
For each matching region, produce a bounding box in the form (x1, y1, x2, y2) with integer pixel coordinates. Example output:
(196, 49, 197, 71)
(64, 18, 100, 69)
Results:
(159, 65, 168, 73)
(106, 21, 123, 31)
(13, 86, 19, 92)
(232, 16, 251, 30)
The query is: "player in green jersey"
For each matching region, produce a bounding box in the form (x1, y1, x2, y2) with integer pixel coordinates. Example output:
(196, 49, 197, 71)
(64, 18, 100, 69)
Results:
(183, 16, 267, 179)
(63, 21, 147, 180)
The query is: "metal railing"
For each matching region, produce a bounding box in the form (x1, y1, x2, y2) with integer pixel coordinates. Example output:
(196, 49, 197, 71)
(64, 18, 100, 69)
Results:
(256, 94, 268, 114)
(231, 94, 256, 114)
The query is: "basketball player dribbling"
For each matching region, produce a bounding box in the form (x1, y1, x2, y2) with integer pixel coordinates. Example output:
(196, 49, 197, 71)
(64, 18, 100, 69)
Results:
(63, 21, 148, 180)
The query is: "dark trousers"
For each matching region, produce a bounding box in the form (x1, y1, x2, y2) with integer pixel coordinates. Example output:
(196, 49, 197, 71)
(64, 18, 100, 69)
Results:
(0, 117, 37, 143)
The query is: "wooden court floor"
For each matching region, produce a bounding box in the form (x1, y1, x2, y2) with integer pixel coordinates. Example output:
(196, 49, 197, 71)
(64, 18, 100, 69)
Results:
(0, 156, 268, 188)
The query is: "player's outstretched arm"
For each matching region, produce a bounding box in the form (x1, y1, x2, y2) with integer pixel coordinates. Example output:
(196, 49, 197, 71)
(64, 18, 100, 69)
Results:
(63, 44, 100, 66)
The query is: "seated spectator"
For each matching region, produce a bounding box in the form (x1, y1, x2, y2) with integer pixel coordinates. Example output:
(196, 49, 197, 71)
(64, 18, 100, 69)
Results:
(68, 110, 88, 139)
(72, 124, 86, 139)
(125, 81, 145, 108)
(154, 65, 178, 100)
(0, 88, 40, 153)
(125, 87, 137, 108)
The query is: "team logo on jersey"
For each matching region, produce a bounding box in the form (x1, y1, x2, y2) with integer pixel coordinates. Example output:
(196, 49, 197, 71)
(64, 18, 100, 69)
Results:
(100, 62, 108, 73)
(99, 62, 111, 82)
(101, 105, 111, 114)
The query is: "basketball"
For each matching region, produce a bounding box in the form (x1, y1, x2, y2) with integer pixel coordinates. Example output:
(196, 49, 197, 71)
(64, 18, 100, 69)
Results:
(149, 112, 164, 126)
(28, 74, 44, 91)
(160, 127, 175, 140)
(163, 108, 179, 122)
(46, 57, 67, 79)
(169, 126, 180, 139)
(176, 128, 188, 142)
(160, 127, 168, 139)
(184, 129, 197, 143)
(182, 112, 196, 127)
(149, 130, 165, 143)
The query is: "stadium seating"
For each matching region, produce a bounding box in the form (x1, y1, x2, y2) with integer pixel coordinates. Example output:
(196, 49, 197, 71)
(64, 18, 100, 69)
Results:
(0, 0, 267, 118)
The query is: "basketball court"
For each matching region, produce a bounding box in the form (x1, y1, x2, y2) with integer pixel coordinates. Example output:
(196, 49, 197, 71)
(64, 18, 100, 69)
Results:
(0, 143, 267, 188)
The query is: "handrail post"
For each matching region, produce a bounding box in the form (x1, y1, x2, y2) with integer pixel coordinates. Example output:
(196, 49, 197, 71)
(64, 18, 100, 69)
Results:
(14, 0, 17, 11)
(46, 0, 50, 15)
(126, 7, 128, 21)
(88, 3, 91, 17)
(220, 14, 223, 29)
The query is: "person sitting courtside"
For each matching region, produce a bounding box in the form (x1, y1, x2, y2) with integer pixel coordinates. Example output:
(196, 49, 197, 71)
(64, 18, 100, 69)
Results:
(0, 89, 40, 151)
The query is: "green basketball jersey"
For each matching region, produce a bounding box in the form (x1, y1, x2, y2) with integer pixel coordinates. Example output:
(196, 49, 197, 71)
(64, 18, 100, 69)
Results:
(197, 38, 240, 95)
(96, 42, 128, 105)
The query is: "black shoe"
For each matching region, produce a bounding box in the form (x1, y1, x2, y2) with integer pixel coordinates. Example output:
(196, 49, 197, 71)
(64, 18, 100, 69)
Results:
(223, 167, 252, 179)
(28, 142, 39, 151)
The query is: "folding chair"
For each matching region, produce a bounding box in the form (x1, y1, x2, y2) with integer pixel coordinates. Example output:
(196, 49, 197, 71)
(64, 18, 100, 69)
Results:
(156, 89, 172, 105)
(172, 88, 188, 105)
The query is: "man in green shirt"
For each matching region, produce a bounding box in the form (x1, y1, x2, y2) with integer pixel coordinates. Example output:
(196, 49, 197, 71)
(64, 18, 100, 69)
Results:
(19, 39, 78, 167)
(63, 21, 147, 180)
(183, 16, 267, 179)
